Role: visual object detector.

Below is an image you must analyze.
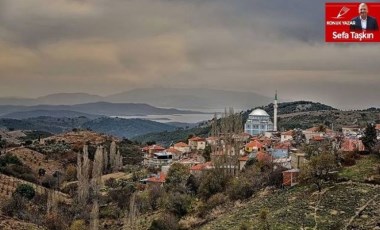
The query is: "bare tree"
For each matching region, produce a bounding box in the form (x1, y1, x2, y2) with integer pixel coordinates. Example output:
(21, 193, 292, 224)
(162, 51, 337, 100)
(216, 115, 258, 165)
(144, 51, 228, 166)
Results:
(90, 199, 99, 230)
(116, 150, 123, 171)
(77, 145, 90, 205)
(110, 141, 117, 172)
(123, 192, 138, 230)
(211, 108, 244, 176)
(103, 148, 109, 173)
(92, 146, 103, 191)
(90, 146, 103, 230)
(46, 190, 58, 216)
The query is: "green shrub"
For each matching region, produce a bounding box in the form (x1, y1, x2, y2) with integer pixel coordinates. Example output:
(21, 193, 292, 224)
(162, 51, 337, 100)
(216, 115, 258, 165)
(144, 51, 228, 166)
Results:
(99, 205, 121, 219)
(42, 175, 58, 189)
(0, 154, 22, 166)
(69, 220, 87, 230)
(164, 192, 192, 217)
(198, 169, 230, 200)
(227, 177, 254, 200)
(109, 184, 136, 209)
(14, 184, 36, 200)
(149, 213, 179, 230)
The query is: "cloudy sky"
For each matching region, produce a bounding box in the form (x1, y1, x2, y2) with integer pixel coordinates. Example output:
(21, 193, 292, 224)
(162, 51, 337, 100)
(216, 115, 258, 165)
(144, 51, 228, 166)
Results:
(0, 0, 379, 109)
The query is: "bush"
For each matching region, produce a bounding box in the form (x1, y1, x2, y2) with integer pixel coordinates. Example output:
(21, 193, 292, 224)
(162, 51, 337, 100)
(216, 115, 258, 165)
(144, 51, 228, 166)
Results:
(99, 205, 121, 219)
(341, 152, 358, 166)
(164, 163, 190, 193)
(267, 166, 286, 188)
(148, 184, 164, 210)
(135, 190, 152, 213)
(105, 178, 118, 188)
(69, 220, 87, 230)
(109, 184, 136, 209)
(186, 174, 199, 195)
(149, 213, 179, 230)
(0, 164, 38, 183)
(198, 193, 227, 217)
(227, 177, 254, 200)
(62, 182, 78, 197)
(0, 154, 22, 166)
(14, 184, 36, 200)
(198, 169, 230, 200)
(42, 175, 58, 189)
(1, 194, 27, 218)
(164, 192, 192, 217)
(65, 164, 77, 182)
(45, 214, 67, 230)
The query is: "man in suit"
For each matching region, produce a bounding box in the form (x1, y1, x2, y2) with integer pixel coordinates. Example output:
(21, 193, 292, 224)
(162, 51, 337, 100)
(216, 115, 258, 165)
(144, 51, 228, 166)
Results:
(350, 3, 379, 31)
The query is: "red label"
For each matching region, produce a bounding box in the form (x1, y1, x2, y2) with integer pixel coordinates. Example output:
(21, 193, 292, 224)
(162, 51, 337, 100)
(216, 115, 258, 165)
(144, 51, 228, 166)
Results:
(325, 3, 380, 42)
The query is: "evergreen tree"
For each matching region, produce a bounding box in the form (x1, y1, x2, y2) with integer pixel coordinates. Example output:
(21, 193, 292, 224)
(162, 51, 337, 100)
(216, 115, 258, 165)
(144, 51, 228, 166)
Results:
(361, 123, 377, 153)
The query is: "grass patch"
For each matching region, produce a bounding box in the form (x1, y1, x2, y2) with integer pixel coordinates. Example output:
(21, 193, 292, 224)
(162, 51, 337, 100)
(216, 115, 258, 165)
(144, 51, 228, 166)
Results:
(339, 154, 380, 182)
(198, 183, 380, 230)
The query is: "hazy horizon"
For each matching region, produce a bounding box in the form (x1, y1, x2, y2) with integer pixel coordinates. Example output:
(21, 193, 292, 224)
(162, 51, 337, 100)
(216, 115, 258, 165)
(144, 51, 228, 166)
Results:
(1, 0, 379, 110)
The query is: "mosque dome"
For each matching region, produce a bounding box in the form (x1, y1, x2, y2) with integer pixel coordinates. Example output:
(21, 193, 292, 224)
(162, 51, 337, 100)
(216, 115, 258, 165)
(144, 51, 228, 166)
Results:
(249, 109, 269, 116)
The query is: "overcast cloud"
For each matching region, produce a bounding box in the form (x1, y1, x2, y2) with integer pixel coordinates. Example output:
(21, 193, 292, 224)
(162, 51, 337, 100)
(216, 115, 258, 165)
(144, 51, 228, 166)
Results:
(0, 0, 379, 109)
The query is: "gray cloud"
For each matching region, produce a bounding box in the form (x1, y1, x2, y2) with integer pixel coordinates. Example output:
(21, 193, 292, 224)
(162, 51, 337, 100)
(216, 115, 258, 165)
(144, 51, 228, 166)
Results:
(0, 0, 379, 109)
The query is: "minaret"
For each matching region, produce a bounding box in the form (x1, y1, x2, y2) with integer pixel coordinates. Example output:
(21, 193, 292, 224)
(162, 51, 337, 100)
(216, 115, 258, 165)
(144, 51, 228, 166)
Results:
(273, 90, 278, 132)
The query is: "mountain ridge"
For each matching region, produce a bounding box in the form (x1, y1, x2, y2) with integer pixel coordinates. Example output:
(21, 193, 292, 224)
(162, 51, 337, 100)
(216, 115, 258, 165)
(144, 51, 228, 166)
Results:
(0, 88, 272, 111)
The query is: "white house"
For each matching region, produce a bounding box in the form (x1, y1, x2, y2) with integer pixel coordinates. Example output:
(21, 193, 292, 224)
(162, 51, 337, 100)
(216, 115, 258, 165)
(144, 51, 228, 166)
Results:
(188, 137, 206, 150)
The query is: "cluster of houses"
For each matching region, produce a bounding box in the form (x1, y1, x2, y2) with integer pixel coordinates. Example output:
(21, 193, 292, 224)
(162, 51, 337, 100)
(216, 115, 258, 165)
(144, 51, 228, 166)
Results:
(139, 92, 380, 187)
(140, 123, 380, 187)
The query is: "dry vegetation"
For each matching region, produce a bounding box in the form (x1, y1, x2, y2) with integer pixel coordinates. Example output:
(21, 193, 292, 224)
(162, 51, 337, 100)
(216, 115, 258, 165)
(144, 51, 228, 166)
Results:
(7, 147, 63, 175)
(42, 131, 119, 149)
(0, 214, 46, 230)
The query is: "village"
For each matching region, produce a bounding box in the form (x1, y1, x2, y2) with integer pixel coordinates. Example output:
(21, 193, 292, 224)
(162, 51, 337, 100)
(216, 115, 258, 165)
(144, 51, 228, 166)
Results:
(140, 95, 380, 189)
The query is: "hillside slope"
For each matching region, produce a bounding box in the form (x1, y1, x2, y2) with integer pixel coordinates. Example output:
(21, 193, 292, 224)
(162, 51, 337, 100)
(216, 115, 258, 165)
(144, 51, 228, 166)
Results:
(243, 101, 379, 131)
(82, 117, 177, 138)
(199, 182, 380, 230)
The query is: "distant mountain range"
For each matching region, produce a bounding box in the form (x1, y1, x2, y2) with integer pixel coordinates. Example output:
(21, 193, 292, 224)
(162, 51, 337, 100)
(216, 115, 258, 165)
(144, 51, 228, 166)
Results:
(0, 88, 272, 111)
(1, 100, 378, 142)
(0, 116, 178, 138)
(0, 110, 101, 120)
(0, 102, 203, 118)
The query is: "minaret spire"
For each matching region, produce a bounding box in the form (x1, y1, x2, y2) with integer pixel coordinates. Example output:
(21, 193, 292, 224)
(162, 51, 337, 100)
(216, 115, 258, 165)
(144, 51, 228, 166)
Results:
(274, 90, 278, 132)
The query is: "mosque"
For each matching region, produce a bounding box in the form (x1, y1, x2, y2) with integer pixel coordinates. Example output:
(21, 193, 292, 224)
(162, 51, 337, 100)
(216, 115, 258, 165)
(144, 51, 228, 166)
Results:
(244, 92, 278, 135)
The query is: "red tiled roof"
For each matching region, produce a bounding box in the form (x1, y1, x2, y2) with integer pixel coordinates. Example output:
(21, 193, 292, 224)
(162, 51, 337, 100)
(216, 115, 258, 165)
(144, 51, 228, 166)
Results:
(256, 152, 272, 163)
(150, 145, 165, 150)
(189, 136, 205, 142)
(147, 173, 166, 183)
(245, 140, 263, 148)
(190, 162, 213, 171)
(206, 136, 219, 141)
(174, 142, 189, 147)
(306, 127, 332, 133)
(311, 136, 325, 141)
(166, 148, 182, 155)
(275, 142, 291, 149)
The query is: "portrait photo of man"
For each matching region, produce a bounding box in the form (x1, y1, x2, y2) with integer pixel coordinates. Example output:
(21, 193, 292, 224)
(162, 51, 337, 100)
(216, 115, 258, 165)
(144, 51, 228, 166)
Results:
(350, 3, 379, 31)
